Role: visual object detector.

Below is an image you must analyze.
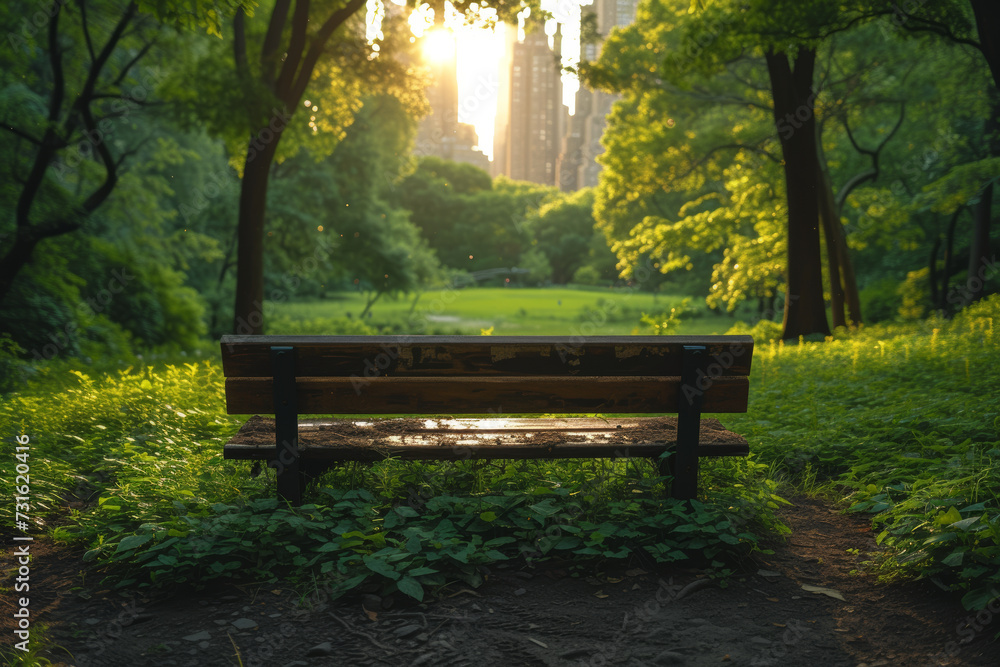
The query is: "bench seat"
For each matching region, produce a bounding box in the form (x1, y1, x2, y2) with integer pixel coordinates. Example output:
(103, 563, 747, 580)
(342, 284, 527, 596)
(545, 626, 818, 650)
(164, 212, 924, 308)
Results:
(224, 415, 749, 462)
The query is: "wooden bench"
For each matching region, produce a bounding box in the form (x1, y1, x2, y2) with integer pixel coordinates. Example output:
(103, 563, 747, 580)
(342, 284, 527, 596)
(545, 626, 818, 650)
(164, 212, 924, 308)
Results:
(220, 335, 753, 505)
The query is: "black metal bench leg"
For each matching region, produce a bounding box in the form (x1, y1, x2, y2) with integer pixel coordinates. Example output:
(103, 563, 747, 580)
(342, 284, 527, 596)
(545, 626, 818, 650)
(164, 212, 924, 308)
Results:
(672, 345, 706, 500)
(271, 346, 302, 506)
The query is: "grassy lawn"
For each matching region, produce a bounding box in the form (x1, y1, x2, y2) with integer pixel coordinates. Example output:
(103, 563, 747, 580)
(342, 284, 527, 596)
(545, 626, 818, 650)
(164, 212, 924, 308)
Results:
(272, 287, 749, 335)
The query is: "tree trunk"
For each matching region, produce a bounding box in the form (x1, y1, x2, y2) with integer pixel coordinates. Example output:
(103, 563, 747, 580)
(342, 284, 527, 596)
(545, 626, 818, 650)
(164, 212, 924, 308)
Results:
(0, 232, 42, 304)
(228, 0, 366, 334)
(816, 121, 863, 327)
(966, 92, 999, 306)
(766, 48, 830, 339)
(817, 160, 846, 329)
(970, 0, 1000, 92)
(233, 136, 281, 335)
(941, 208, 961, 312)
(967, 180, 994, 305)
(835, 218, 862, 326)
(360, 290, 383, 319)
(929, 235, 942, 309)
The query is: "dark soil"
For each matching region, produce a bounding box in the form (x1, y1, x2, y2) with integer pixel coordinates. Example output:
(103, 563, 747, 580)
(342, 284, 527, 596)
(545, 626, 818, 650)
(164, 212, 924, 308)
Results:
(3, 496, 998, 666)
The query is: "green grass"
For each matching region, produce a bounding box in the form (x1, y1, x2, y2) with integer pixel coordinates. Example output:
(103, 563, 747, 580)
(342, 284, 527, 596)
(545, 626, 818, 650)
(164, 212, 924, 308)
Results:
(2, 295, 998, 610)
(272, 287, 745, 335)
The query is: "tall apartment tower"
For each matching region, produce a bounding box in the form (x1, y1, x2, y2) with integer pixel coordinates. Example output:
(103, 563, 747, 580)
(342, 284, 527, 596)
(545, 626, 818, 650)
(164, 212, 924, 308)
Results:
(496, 27, 563, 186)
(414, 36, 490, 172)
(557, 0, 638, 191)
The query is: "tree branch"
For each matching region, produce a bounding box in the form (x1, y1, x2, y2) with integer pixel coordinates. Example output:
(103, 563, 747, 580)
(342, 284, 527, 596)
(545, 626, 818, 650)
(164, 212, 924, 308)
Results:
(77, 98, 119, 215)
(289, 0, 367, 104)
(261, 0, 292, 82)
(835, 103, 905, 213)
(276, 0, 311, 98)
(676, 141, 781, 182)
(48, 2, 66, 123)
(74, 2, 138, 116)
(114, 134, 154, 168)
(899, 14, 983, 53)
(234, 6, 249, 80)
(1, 125, 42, 146)
(111, 38, 157, 88)
(77, 0, 97, 63)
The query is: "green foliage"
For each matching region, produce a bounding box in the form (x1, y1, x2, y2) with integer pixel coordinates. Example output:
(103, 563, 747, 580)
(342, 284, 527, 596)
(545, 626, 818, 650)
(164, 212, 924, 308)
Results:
(860, 278, 902, 324)
(724, 318, 784, 344)
(7, 299, 1000, 608)
(583, 0, 998, 321)
(396, 160, 558, 273)
(518, 247, 553, 285)
(638, 298, 695, 334)
(265, 315, 378, 336)
(523, 189, 615, 284)
(1, 351, 780, 600)
(898, 267, 931, 321)
(88, 466, 777, 598)
(726, 296, 1000, 609)
(0, 334, 25, 394)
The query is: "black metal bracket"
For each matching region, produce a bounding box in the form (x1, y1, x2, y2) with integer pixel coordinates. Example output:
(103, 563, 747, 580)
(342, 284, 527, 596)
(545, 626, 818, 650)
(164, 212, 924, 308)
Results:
(671, 345, 706, 500)
(270, 346, 301, 505)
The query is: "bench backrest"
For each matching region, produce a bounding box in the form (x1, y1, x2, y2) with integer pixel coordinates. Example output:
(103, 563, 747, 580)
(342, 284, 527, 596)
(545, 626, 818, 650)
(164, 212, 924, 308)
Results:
(220, 335, 753, 416)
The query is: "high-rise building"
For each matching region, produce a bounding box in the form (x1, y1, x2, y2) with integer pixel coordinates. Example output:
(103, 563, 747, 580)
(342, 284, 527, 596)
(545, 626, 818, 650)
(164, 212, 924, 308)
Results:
(495, 28, 563, 186)
(557, 0, 638, 191)
(414, 35, 491, 172)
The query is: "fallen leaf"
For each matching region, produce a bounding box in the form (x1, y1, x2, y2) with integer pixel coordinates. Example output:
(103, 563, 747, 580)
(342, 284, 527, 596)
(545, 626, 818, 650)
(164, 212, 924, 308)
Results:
(446, 588, 482, 598)
(528, 637, 548, 648)
(801, 584, 845, 601)
(594, 590, 609, 599)
(721, 655, 731, 662)
(271, 590, 282, 595)
(363, 606, 377, 622)
(606, 577, 623, 584)
(767, 597, 780, 602)
(631, 583, 640, 591)
(626, 568, 648, 577)
(772, 623, 785, 627)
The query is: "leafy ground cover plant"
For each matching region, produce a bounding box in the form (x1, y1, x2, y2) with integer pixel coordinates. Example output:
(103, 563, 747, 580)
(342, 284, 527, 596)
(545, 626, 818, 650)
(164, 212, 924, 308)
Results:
(725, 294, 1000, 609)
(0, 359, 780, 600)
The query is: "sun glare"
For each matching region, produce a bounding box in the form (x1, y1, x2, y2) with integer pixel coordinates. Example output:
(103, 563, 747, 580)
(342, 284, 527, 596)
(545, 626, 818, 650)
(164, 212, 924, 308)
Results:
(422, 29, 455, 62)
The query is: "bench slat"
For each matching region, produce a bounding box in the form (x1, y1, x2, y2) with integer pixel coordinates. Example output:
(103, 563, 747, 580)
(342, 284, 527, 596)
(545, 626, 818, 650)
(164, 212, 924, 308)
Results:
(223, 416, 750, 462)
(224, 375, 750, 415)
(220, 335, 753, 378)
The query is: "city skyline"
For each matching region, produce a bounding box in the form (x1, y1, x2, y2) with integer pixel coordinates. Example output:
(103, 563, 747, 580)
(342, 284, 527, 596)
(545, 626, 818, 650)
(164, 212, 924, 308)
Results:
(412, 0, 638, 188)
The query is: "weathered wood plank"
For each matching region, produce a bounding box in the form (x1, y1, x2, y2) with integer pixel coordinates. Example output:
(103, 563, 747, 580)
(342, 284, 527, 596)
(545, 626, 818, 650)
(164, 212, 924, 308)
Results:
(224, 375, 750, 415)
(223, 416, 750, 462)
(219, 335, 754, 378)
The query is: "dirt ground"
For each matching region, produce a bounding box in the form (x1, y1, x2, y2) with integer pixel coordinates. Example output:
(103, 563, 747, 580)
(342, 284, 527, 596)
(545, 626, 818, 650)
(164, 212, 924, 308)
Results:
(3, 495, 999, 666)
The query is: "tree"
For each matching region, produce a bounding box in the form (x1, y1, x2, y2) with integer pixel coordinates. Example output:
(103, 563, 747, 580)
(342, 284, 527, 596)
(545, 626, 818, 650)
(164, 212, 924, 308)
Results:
(583, 0, 987, 336)
(199, 0, 535, 334)
(525, 189, 602, 284)
(0, 0, 245, 306)
(396, 158, 557, 272)
(871, 0, 999, 305)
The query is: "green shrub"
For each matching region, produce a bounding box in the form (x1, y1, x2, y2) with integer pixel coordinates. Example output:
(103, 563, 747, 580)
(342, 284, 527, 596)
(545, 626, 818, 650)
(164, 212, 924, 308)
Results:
(572, 265, 605, 286)
(859, 278, 900, 323)
(725, 318, 783, 343)
(265, 315, 378, 335)
(898, 267, 931, 321)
